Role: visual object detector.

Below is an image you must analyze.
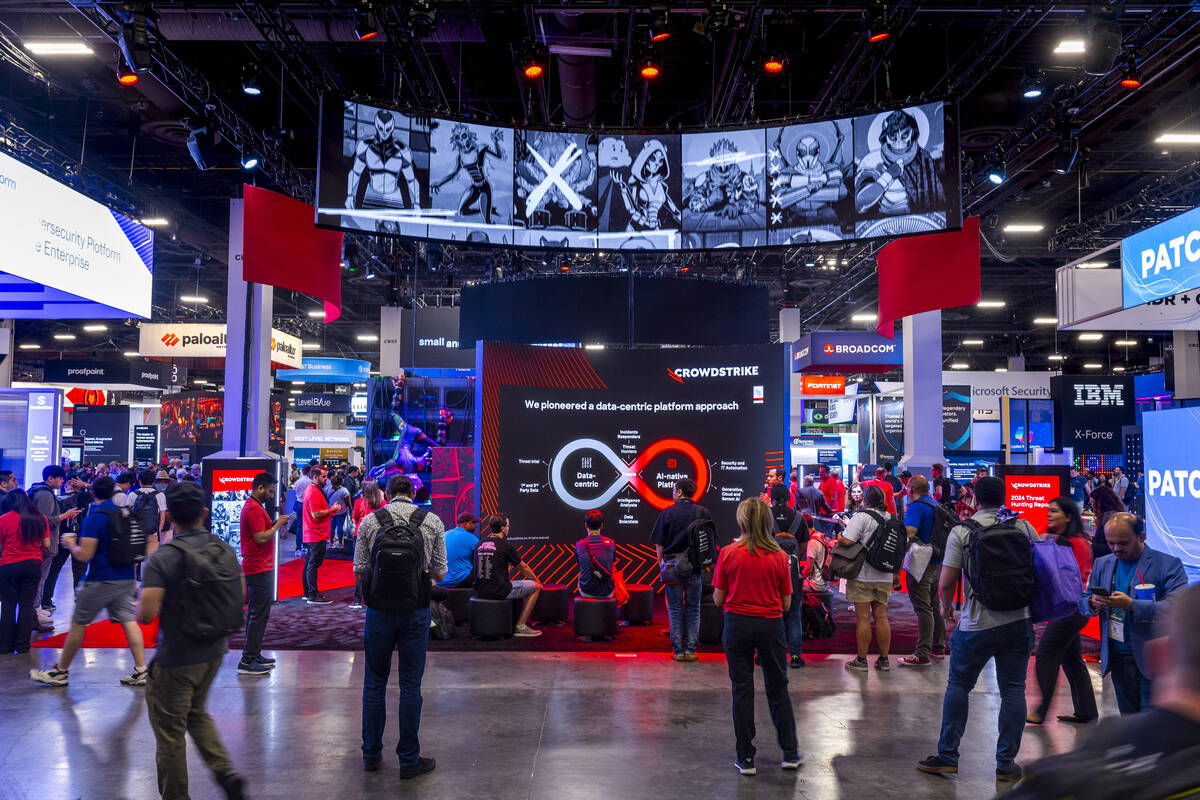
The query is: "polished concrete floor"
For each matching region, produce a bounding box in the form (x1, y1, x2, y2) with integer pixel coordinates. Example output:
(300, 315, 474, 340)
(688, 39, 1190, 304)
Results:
(5, 575, 1120, 799)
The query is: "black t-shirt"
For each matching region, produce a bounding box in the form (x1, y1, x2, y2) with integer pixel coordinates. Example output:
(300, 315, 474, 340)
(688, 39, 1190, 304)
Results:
(771, 504, 810, 543)
(932, 476, 954, 506)
(649, 499, 712, 555)
(473, 535, 521, 599)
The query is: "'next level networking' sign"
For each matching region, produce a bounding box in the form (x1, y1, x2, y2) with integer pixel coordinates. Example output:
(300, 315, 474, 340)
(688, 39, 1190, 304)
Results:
(1122, 204, 1200, 308)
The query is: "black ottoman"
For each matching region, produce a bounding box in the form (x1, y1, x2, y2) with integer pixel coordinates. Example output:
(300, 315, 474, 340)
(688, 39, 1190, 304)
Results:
(468, 597, 512, 639)
(699, 601, 724, 644)
(445, 587, 473, 625)
(573, 597, 618, 640)
(619, 584, 654, 624)
(530, 584, 570, 624)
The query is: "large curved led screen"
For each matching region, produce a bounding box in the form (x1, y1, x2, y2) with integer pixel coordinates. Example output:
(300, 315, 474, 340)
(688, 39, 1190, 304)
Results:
(316, 97, 960, 251)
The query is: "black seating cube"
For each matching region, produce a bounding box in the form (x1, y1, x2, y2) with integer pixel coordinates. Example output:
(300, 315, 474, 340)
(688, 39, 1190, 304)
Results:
(619, 584, 654, 624)
(530, 584, 570, 624)
(445, 587, 473, 624)
(468, 597, 512, 639)
(699, 601, 724, 644)
(573, 597, 618, 640)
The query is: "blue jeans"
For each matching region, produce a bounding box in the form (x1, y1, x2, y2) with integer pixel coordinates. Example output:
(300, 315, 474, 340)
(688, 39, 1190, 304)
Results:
(1108, 648, 1152, 715)
(665, 575, 702, 654)
(782, 598, 803, 658)
(937, 619, 1034, 769)
(362, 606, 430, 765)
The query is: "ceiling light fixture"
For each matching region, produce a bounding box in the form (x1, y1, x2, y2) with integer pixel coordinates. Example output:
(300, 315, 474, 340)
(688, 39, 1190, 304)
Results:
(18, 343, 40, 350)
(1114, 339, 1137, 346)
(24, 41, 94, 56)
(240, 151, 259, 170)
(302, 342, 321, 350)
(1083, 362, 1103, 369)
(1021, 67, 1046, 98)
(117, 61, 139, 86)
(850, 312, 877, 323)
(123, 351, 138, 357)
(1054, 39, 1086, 54)
(1155, 133, 1200, 145)
(241, 62, 263, 96)
(867, 2, 890, 42)
(962, 338, 984, 345)
(950, 362, 969, 370)
(1119, 55, 1142, 89)
(307, 310, 325, 318)
(180, 295, 208, 303)
(994, 367, 1009, 373)
(1048, 354, 1067, 361)
(356, 334, 379, 342)
(1002, 223, 1044, 233)
(1078, 332, 1103, 341)
(1033, 317, 1058, 325)
(139, 217, 168, 226)
(985, 157, 1006, 185)
(977, 300, 1006, 308)
(1076, 260, 1108, 268)
(82, 324, 107, 332)
(521, 56, 544, 80)
(118, 5, 153, 72)
(53, 333, 76, 340)
(1113, 365, 1126, 372)
(1053, 115, 1080, 174)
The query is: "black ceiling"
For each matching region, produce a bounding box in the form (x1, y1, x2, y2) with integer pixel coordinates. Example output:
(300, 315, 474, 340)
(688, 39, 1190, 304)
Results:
(2, 1, 1199, 385)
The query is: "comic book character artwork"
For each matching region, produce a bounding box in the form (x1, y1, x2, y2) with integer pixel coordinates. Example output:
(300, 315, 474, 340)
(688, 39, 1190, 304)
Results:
(514, 131, 598, 234)
(681, 131, 766, 247)
(620, 139, 681, 231)
(430, 122, 511, 225)
(368, 374, 437, 484)
(345, 108, 422, 234)
(767, 120, 853, 244)
(853, 102, 947, 238)
(596, 137, 632, 231)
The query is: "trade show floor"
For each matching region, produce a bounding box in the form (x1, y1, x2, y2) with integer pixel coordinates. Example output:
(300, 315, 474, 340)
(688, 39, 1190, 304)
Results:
(4, 647, 1120, 800)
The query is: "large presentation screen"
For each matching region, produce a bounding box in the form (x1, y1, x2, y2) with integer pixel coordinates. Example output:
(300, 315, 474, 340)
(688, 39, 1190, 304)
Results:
(477, 342, 788, 547)
(1142, 408, 1200, 580)
(317, 96, 960, 252)
(0, 150, 153, 318)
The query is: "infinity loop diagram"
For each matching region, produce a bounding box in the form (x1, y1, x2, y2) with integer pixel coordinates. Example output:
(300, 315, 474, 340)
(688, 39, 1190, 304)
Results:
(548, 438, 709, 511)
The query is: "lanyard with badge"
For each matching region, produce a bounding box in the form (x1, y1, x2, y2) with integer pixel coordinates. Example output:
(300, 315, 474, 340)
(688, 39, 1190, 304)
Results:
(1107, 561, 1138, 644)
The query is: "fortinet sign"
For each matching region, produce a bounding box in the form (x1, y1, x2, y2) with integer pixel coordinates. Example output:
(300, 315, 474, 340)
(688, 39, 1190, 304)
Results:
(1073, 384, 1125, 407)
(139, 323, 302, 368)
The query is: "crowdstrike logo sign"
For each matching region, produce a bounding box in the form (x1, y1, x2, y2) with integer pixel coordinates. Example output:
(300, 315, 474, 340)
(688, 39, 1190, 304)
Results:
(1073, 384, 1125, 407)
(668, 365, 760, 383)
(1148, 469, 1200, 499)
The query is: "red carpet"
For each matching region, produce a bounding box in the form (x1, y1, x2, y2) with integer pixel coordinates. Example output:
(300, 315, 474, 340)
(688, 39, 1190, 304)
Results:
(34, 619, 158, 649)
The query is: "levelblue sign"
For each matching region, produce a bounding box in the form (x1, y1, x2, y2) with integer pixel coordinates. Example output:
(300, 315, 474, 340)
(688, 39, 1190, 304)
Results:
(792, 331, 903, 373)
(1121, 205, 1200, 308)
(275, 357, 371, 384)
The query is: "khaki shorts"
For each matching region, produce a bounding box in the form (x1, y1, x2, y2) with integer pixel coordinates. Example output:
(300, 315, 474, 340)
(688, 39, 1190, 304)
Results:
(845, 579, 893, 605)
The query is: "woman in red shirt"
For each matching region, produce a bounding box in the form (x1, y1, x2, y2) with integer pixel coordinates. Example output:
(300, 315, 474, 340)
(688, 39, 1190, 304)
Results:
(348, 480, 384, 609)
(1028, 496, 1098, 725)
(713, 497, 800, 775)
(0, 490, 51, 654)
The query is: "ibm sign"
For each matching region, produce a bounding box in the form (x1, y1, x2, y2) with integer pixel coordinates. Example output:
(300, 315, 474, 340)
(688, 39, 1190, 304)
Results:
(1052, 375, 1134, 455)
(1073, 384, 1126, 407)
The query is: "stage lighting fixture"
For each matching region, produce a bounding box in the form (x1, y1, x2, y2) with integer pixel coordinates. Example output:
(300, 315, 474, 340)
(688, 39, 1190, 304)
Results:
(520, 42, 546, 80)
(1052, 116, 1079, 175)
(867, 3, 889, 43)
(1119, 56, 1142, 88)
(241, 62, 262, 95)
(354, 4, 379, 41)
(704, 4, 734, 35)
(408, 0, 436, 38)
(117, 61, 139, 86)
(649, 8, 671, 42)
(240, 150, 259, 170)
(763, 53, 785, 74)
(639, 56, 660, 80)
(1080, 6, 1123, 76)
(185, 118, 217, 171)
(1021, 67, 1045, 98)
(985, 157, 1006, 185)
(118, 4, 153, 73)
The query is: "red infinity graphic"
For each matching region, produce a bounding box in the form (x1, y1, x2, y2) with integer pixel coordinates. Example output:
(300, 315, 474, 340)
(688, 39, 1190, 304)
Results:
(627, 438, 709, 510)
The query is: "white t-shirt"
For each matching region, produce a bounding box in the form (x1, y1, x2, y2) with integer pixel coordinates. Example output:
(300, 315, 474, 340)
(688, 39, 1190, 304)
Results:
(842, 509, 896, 583)
(805, 537, 828, 592)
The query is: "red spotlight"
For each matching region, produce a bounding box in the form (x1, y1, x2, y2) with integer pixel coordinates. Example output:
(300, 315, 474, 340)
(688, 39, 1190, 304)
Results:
(558, 264, 571, 273)
(763, 55, 785, 74)
(358, 29, 379, 42)
(117, 64, 139, 86)
(867, 30, 889, 43)
(1120, 59, 1142, 89)
(523, 61, 544, 80)
(639, 58, 660, 80)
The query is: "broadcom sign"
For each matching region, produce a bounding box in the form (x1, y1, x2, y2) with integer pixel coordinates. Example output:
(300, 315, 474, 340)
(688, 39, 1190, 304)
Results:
(792, 331, 903, 373)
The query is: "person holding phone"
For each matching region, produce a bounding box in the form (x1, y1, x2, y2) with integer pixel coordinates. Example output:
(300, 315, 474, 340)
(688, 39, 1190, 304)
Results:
(301, 467, 343, 605)
(238, 473, 293, 675)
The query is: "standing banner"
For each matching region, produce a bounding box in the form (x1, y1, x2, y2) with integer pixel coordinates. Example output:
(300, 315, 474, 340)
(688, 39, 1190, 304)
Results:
(875, 398, 904, 465)
(942, 384, 972, 452)
(133, 425, 159, 464)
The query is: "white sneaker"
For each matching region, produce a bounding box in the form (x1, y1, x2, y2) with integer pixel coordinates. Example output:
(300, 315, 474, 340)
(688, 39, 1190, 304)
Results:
(36, 608, 53, 625)
(513, 624, 542, 638)
(781, 752, 804, 770)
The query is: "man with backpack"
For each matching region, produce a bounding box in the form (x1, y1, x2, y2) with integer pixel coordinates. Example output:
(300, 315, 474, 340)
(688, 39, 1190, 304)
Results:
(353, 474, 447, 777)
(898, 476, 951, 667)
(837, 485, 907, 672)
(770, 484, 807, 668)
(29, 476, 148, 687)
(651, 478, 716, 662)
(917, 476, 1039, 783)
(137, 480, 250, 800)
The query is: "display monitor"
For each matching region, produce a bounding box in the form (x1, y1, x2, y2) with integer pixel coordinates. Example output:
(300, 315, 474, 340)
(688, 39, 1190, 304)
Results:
(1142, 408, 1200, 580)
(995, 464, 1070, 535)
(316, 96, 961, 253)
(202, 458, 282, 600)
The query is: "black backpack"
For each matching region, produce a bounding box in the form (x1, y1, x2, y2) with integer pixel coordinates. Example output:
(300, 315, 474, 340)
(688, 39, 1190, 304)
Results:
(163, 534, 245, 640)
(961, 517, 1035, 611)
(686, 507, 718, 573)
(774, 512, 805, 589)
(862, 510, 908, 573)
(801, 593, 836, 639)
(364, 507, 430, 613)
(429, 600, 455, 640)
(919, 497, 959, 561)
(131, 490, 161, 539)
(98, 507, 148, 568)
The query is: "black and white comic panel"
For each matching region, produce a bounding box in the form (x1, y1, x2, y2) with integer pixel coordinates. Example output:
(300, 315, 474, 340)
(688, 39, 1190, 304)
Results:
(681, 129, 767, 249)
(513, 130, 598, 248)
(424, 119, 517, 246)
(852, 101, 948, 240)
(595, 134, 683, 251)
(320, 100, 431, 237)
(766, 119, 854, 245)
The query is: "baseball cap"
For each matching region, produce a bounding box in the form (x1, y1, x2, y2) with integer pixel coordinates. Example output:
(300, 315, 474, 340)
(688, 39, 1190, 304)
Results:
(457, 511, 481, 525)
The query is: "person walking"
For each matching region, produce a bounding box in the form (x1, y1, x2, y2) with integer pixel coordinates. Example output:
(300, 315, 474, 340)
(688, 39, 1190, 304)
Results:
(1081, 512, 1188, 715)
(713, 497, 801, 776)
(651, 478, 713, 662)
(237, 473, 291, 676)
(29, 466, 83, 624)
(838, 485, 902, 672)
(898, 476, 947, 666)
(917, 476, 1039, 783)
(138, 481, 249, 800)
(353, 474, 447, 777)
(1027, 496, 1097, 725)
(0, 490, 49, 654)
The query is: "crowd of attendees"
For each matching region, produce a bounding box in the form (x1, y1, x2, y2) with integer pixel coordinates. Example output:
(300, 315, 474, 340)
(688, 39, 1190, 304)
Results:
(2, 454, 1196, 800)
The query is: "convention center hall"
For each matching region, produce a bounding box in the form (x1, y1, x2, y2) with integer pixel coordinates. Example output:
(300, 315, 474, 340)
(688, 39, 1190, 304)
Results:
(2, 2, 1200, 799)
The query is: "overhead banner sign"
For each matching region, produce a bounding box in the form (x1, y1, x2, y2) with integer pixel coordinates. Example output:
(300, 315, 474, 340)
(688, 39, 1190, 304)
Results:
(0, 150, 153, 319)
(792, 331, 903, 373)
(292, 393, 352, 413)
(943, 384, 972, 451)
(1051, 375, 1135, 455)
(800, 375, 847, 395)
(43, 359, 168, 391)
(1060, 264, 1200, 331)
(133, 424, 158, 463)
(383, 305, 475, 371)
(275, 357, 371, 384)
(1122, 205, 1200, 308)
(138, 323, 303, 369)
(1142, 408, 1200, 576)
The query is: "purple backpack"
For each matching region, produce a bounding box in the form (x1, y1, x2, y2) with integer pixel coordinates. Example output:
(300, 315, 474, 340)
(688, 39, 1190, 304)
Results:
(1030, 540, 1082, 623)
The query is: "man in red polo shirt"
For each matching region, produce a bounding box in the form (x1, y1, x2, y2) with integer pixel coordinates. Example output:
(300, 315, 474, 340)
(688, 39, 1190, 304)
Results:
(238, 472, 292, 676)
(302, 467, 342, 605)
(861, 466, 897, 514)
